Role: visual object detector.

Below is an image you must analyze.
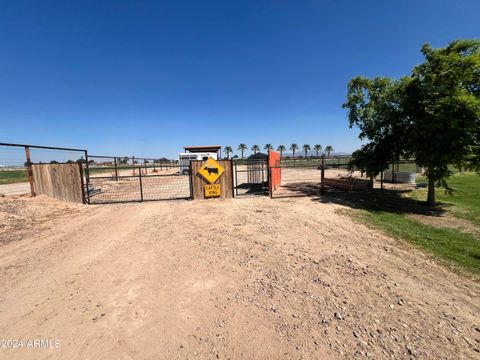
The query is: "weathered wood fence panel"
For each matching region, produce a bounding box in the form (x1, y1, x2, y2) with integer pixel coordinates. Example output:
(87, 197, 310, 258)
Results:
(191, 160, 233, 200)
(32, 163, 85, 203)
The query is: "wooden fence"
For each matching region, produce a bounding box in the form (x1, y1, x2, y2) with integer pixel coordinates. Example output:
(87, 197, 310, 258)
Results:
(190, 160, 234, 200)
(32, 163, 85, 203)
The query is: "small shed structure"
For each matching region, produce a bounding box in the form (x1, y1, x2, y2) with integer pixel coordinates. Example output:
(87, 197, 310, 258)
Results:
(184, 145, 222, 159)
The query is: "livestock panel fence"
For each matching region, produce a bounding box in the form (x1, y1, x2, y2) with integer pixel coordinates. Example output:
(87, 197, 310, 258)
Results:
(0, 143, 192, 204)
(0, 142, 88, 201)
(233, 159, 269, 196)
(85, 155, 192, 204)
(1, 142, 432, 204)
(268, 156, 423, 198)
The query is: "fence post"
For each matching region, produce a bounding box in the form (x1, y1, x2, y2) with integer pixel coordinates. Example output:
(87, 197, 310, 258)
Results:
(24, 146, 36, 197)
(320, 155, 325, 195)
(84, 150, 90, 203)
(188, 161, 194, 199)
(114, 157, 118, 181)
(234, 161, 238, 197)
(380, 170, 384, 191)
(261, 160, 265, 188)
(269, 167, 273, 198)
(79, 162, 86, 204)
(392, 161, 396, 184)
(230, 160, 235, 199)
(268, 151, 272, 199)
(138, 164, 144, 202)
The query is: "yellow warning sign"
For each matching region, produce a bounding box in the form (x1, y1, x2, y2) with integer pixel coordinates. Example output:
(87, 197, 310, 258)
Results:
(205, 184, 221, 198)
(198, 157, 225, 184)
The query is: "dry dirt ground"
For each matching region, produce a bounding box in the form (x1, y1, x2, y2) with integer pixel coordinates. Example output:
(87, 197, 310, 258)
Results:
(0, 195, 479, 360)
(0, 182, 30, 196)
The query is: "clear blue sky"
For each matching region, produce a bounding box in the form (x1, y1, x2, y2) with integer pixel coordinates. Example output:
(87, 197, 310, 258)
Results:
(1, 0, 478, 158)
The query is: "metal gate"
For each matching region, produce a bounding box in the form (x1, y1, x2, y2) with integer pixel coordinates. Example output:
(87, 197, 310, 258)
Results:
(233, 159, 269, 196)
(85, 155, 192, 204)
(268, 157, 323, 198)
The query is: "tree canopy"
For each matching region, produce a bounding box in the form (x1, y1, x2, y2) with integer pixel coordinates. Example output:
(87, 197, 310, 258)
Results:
(344, 40, 480, 205)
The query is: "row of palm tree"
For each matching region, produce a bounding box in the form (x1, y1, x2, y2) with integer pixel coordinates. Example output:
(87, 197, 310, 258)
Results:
(223, 144, 334, 159)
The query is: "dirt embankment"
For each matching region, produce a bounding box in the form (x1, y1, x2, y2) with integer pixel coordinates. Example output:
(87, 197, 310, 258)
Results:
(0, 195, 478, 359)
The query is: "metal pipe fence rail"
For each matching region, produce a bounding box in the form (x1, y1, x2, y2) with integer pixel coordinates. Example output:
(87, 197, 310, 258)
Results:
(268, 158, 423, 198)
(1, 143, 430, 204)
(85, 155, 190, 204)
(0, 142, 88, 197)
(268, 161, 328, 198)
(233, 159, 269, 197)
(0, 144, 186, 204)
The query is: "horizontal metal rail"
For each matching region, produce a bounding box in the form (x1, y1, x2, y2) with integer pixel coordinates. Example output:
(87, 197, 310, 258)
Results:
(89, 173, 190, 180)
(88, 197, 192, 205)
(0, 142, 87, 152)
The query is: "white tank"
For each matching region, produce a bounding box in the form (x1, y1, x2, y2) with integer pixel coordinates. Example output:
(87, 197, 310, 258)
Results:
(383, 171, 416, 184)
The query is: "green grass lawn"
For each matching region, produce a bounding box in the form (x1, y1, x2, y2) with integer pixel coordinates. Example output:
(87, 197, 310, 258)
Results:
(412, 173, 480, 227)
(0, 169, 28, 184)
(333, 172, 480, 275)
(354, 209, 480, 275)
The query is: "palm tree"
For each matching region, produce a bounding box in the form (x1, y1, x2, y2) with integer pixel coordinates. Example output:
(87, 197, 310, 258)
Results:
(238, 143, 247, 159)
(277, 145, 286, 158)
(290, 143, 299, 158)
(223, 146, 233, 159)
(251, 144, 260, 154)
(313, 144, 322, 157)
(264, 144, 273, 152)
(325, 145, 334, 158)
(302, 144, 311, 158)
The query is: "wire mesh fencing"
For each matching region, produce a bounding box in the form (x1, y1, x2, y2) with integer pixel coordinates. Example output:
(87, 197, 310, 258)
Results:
(85, 155, 191, 204)
(0, 144, 189, 203)
(233, 160, 269, 196)
(0, 143, 88, 196)
(0, 145, 28, 190)
(269, 157, 429, 198)
(269, 163, 324, 198)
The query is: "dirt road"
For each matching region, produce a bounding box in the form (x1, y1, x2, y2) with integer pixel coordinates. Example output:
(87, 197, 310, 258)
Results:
(0, 182, 30, 196)
(0, 195, 478, 359)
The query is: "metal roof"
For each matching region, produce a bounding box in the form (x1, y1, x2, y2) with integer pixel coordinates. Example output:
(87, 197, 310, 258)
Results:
(183, 145, 222, 153)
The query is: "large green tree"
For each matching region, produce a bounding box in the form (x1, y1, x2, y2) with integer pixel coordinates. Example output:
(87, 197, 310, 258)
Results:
(344, 76, 410, 177)
(348, 143, 393, 184)
(408, 41, 480, 204)
(344, 40, 480, 205)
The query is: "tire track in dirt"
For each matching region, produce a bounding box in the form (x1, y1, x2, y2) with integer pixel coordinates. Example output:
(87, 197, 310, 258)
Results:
(0, 196, 478, 359)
